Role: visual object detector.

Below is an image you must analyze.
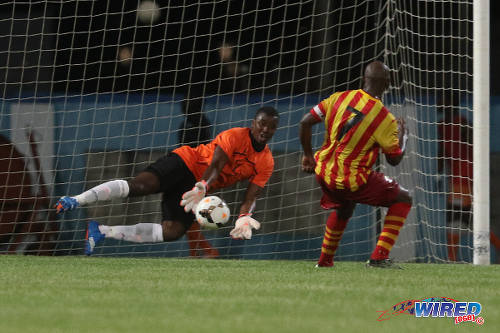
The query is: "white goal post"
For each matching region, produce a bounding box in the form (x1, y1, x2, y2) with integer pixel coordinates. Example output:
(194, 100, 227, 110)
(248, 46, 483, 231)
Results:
(472, 0, 490, 265)
(0, 0, 490, 264)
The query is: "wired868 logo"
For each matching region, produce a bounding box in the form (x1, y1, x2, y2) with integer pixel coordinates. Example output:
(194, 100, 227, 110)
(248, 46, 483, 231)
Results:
(377, 297, 485, 325)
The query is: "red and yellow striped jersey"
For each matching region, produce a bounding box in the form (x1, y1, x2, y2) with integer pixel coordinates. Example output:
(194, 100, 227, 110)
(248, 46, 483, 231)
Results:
(310, 89, 402, 191)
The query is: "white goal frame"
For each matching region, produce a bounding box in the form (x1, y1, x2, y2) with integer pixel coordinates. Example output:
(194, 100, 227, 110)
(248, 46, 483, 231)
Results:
(473, 0, 490, 265)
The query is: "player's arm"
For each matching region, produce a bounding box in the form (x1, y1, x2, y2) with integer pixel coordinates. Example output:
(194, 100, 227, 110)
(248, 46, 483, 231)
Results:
(201, 145, 229, 189)
(181, 146, 229, 212)
(239, 182, 261, 215)
(229, 182, 262, 240)
(385, 118, 408, 166)
(299, 112, 322, 173)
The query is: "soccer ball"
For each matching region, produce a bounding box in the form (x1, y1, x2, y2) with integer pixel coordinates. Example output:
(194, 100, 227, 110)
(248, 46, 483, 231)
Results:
(195, 196, 231, 229)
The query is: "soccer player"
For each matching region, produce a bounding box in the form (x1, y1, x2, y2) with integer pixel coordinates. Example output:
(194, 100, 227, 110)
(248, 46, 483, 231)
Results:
(55, 106, 279, 255)
(299, 61, 412, 268)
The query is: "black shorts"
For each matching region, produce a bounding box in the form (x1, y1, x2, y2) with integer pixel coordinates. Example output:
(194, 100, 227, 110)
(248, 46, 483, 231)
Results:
(144, 152, 196, 228)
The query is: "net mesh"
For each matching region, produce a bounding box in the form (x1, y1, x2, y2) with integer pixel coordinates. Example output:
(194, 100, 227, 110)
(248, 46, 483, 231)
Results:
(0, 0, 475, 262)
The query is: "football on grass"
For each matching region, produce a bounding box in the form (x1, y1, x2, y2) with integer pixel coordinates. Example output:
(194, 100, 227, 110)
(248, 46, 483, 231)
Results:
(195, 196, 231, 229)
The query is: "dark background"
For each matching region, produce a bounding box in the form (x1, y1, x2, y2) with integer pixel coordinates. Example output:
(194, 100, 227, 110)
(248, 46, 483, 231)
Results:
(0, 0, 492, 99)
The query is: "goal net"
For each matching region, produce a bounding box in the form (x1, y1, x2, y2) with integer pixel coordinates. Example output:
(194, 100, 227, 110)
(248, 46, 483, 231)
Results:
(0, 0, 479, 262)
(384, 0, 474, 263)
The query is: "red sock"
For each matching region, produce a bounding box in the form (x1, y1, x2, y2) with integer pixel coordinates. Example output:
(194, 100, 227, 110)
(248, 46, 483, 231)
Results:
(317, 211, 348, 267)
(187, 223, 219, 258)
(447, 232, 459, 262)
(490, 232, 500, 251)
(371, 202, 411, 260)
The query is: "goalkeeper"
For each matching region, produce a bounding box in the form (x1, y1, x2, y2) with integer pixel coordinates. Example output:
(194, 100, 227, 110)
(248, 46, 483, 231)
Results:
(300, 61, 412, 269)
(55, 106, 279, 255)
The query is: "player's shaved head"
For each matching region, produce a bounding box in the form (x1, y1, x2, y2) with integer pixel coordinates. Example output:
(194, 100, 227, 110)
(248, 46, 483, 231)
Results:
(362, 60, 390, 98)
(364, 61, 390, 80)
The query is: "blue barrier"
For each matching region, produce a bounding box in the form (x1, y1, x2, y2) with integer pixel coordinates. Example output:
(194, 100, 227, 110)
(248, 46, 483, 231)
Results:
(0, 93, 494, 261)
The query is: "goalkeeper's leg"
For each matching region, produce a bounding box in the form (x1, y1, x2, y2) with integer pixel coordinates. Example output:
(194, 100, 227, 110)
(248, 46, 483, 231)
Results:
(98, 220, 188, 242)
(85, 221, 163, 256)
(85, 220, 188, 255)
(98, 223, 164, 243)
(56, 172, 161, 213)
(55, 179, 129, 213)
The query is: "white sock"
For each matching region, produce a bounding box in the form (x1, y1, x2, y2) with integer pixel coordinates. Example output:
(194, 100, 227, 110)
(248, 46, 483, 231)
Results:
(74, 180, 129, 206)
(98, 223, 163, 243)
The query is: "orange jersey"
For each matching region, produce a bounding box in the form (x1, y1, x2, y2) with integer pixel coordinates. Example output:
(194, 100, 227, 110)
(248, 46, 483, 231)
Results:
(438, 115, 473, 181)
(173, 127, 274, 190)
(438, 115, 472, 207)
(310, 89, 402, 191)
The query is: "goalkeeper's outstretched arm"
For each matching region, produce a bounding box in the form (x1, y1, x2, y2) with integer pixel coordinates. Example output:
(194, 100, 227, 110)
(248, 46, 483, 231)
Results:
(229, 182, 263, 240)
(239, 182, 261, 216)
(181, 146, 230, 212)
(201, 146, 230, 189)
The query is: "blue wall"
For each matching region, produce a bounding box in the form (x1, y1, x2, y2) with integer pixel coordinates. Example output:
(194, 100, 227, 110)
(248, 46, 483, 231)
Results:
(1, 94, 496, 260)
(491, 97, 500, 152)
(1, 94, 325, 196)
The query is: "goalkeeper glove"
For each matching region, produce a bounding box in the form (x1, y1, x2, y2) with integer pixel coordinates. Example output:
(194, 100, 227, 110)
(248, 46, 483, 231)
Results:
(180, 180, 208, 213)
(229, 214, 261, 240)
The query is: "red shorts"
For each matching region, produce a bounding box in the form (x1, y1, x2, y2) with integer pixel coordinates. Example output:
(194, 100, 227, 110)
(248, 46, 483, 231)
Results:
(316, 171, 401, 209)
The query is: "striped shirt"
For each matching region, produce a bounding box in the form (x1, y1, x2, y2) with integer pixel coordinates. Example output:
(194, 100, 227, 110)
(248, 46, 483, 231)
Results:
(310, 89, 402, 191)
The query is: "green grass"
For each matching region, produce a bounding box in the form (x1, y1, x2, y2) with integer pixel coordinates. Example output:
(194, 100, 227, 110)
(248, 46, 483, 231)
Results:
(0, 256, 499, 333)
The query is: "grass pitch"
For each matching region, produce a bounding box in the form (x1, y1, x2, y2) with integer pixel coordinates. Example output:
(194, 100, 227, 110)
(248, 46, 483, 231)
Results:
(0, 256, 498, 333)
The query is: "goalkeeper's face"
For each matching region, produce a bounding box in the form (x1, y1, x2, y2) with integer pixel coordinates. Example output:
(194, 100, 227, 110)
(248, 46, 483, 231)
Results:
(251, 113, 279, 144)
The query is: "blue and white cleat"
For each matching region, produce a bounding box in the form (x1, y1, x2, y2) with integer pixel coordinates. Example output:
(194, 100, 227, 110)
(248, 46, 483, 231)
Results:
(84, 220, 105, 256)
(55, 196, 80, 214)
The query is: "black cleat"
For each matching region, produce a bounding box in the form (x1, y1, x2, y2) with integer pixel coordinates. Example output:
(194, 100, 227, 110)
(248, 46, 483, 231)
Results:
(366, 258, 402, 269)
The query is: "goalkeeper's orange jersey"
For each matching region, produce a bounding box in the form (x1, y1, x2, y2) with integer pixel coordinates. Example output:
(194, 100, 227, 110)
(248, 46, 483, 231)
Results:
(173, 127, 274, 190)
(310, 89, 402, 191)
